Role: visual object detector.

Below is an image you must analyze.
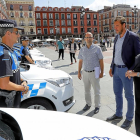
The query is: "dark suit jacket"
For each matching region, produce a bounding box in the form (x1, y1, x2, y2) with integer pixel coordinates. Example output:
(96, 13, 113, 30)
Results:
(111, 30, 140, 74)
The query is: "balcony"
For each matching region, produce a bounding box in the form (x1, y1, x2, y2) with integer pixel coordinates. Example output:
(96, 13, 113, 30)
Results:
(87, 17, 90, 19)
(67, 24, 71, 26)
(43, 17, 47, 19)
(61, 18, 65, 20)
(93, 17, 97, 19)
(81, 23, 84, 26)
(73, 17, 77, 19)
(19, 23, 26, 26)
(28, 32, 35, 35)
(94, 24, 97, 26)
(104, 31, 109, 33)
(73, 24, 78, 26)
(28, 23, 35, 26)
(74, 31, 78, 34)
(49, 24, 53, 26)
(43, 24, 47, 26)
(87, 24, 91, 26)
(67, 32, 71, 34)
(55, 24, 60, 26)
(61, 24, 66, 26)
(55, 17, 59, 20)
(49, 17, 53, 20)
(36, 17, 41, 19)
(37, 24, 41, 27)
(62, 32, 66, 34)
(29, 16, 33, 18)
(20, 16, 23, 18)
(67, 18, 71, 20)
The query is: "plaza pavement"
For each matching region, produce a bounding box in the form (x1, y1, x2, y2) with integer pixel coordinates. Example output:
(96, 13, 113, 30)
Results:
(37, 44, 136, 135)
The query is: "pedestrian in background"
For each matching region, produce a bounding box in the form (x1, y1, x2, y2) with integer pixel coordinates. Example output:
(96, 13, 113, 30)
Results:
(57, 37, 64, 60)
(107, 38, 109, 47)
(0, 19, 29, 108)
(78, 32, 104, 113)
(125, 54, 140, 137)
(109, 39, 112, 47)
(69, 38, 77, 65)
(77, 39, 81, 50)
(107, 16, 140, 128)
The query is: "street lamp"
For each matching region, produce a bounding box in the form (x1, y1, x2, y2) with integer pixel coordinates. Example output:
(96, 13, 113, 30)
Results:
(81, 6, 85, 39)
(132, 5, 138, 29)
(55, 26, 57, 41)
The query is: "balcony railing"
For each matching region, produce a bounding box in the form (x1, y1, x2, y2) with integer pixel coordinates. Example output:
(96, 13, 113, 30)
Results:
(74, 31, 78, 33)
(28, 23, 35, 26)
(49, 24, 53, 26)
(43, 24, 47, 26)
(29, 16, 33, 18)
(61, 24, 66, 26)
(55, 24, 60, 26)
(28, 32, 35, 35)
(36, 17, 41, 19)
(19, 23, 26, 26)
(43, 17, 47, 19)
(93, 17, 97, 19)
(55, 17, 59, 19)
(67, 24, 71, 26)
(67, 18, 71, 19)
(49, 17, 53, 19)
(73, 24, 78, 26)
(87, 24, 91, 26)
(73, 17, 77, 19)
(87, 17, 90, 19)
(37, 24, 41, 27)
(20, 16, 23, 18)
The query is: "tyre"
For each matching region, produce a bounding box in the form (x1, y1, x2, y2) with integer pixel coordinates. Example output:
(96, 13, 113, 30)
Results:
(21, 98, 55, 111)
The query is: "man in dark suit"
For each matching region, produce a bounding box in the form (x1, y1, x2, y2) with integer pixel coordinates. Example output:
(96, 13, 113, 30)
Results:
(106, 16, 140, 128)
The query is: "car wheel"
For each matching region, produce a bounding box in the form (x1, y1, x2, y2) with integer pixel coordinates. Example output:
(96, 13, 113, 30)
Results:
(21, 98, 55, 110)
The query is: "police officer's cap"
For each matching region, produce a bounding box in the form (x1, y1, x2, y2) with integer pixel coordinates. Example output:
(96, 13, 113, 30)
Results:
(0, 19, 23, 30)
(21, 36, 29, 41)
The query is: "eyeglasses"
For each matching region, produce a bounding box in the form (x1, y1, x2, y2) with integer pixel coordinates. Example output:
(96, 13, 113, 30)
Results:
(85, 37, 93, 39)
(12, 31, 19, 35)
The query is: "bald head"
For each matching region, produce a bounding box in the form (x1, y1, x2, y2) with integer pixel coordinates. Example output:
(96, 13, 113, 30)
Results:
(85, 32, 93, 37)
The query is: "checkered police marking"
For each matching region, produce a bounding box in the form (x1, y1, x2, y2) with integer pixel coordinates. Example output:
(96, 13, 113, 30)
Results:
(21, 82, 47, 98)
(0, 24, 14, 28)
(79, 136, 115, 140)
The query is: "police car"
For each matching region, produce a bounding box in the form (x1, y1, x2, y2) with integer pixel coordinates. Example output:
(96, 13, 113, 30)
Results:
(13, 45, 53, 69)
(20, 63, 75, 111)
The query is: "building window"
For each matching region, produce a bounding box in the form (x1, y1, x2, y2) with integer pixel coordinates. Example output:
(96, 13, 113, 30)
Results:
(61, 9, 64, 11)
(61, 20, 65, 26)
(68, 28, 71, 33)
(43, 13, 47, 19)
(55, 20, 59, 26)
(29, 21, 33, 26)
(37, 20, 41, 26)
(73, 20, 77, 26)
(107, 13, 109, 18)
(123, 11, 126, 16)
(49, 13, 53, 19)
(129, 19, 132, 24)
(87, 21, 91, 26)
(74, 28, 78, 33)
(67, 20, 71, 26)
(49, 8, 52, 11)
(43, 20, 47, 26)
(87, 28, 91, 32)
(56, 28, 60, 34)
(55, 14, 59, 19)
(61, 14, 65, 19)
(94, 28, 97, 32)
(44, 28, 47, 34)
(118, 11, 121, 16)
(62, 28, 66, 33)
(112, 12, 114, 17)
(29, 5, 32, 11)
(55, 8, 58, 11)
(73, 14, 77, 19)
(67, 14, 71, 19)
(81, 20, 84, 26)
(94, 21, 97, 26)
(50, 28, 53, 34)
(36, 13, 40, 19)
(19, 5, 23, 10)
(67, 9, 69, 11)
(29, 13, 32, 18)
(43, 8, 46, 11)
(37, 8, 40, 11)
(10, 12, 14, 17)
(10, 5, 13, 10)
(103, 14, 105, 19)
(49, 20, 53, 26)
(37, 28, 41, 34)
(20, 12, 23, 18)
(94, 14, 97, 19)
(87, 14, 90, 19)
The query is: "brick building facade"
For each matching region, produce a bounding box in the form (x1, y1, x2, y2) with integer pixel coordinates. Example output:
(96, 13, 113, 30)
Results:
(0, 0, 8, 19)
(35, 6, 99, 40)
(6, 0, 36, 39)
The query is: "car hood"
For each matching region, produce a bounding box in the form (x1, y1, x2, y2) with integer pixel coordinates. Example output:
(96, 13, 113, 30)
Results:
(21, 64, 69, 80)
(31, 55, 51, 61)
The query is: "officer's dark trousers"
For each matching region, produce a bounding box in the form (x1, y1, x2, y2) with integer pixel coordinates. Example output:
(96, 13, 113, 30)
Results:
(134, 77, 140, 137)
(14, 92, 21, 108)
(59, 49, 64, 59)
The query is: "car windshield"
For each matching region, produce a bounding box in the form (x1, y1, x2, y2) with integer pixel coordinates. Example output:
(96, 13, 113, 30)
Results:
(20, 64, 30, 72)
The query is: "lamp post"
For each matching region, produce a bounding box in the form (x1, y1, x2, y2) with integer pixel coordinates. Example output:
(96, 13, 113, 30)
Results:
(81, 6, 85, 44)
(132, 5, 138, 29)
(55, 26, 57, 41)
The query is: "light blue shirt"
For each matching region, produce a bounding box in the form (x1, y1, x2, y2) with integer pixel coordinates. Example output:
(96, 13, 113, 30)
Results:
(114, 30, 128, 65)
(57, 40, 64, 49)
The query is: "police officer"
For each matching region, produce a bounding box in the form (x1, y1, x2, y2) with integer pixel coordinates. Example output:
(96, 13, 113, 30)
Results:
(20, 36, 35, 64)
(0, 19, 29, 108)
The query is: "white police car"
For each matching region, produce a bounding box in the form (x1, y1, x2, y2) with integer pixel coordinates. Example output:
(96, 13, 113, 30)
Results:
(20, 63, 75, 111)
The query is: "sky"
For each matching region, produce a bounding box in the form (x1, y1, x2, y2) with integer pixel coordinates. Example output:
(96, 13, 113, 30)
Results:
(34, 0, 140, 11)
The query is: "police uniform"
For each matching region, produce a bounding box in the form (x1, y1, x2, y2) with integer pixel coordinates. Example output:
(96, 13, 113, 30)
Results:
(0, 19, 23, 107)
(0, 43, 21, 107)
(20, 37, 33, 63)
